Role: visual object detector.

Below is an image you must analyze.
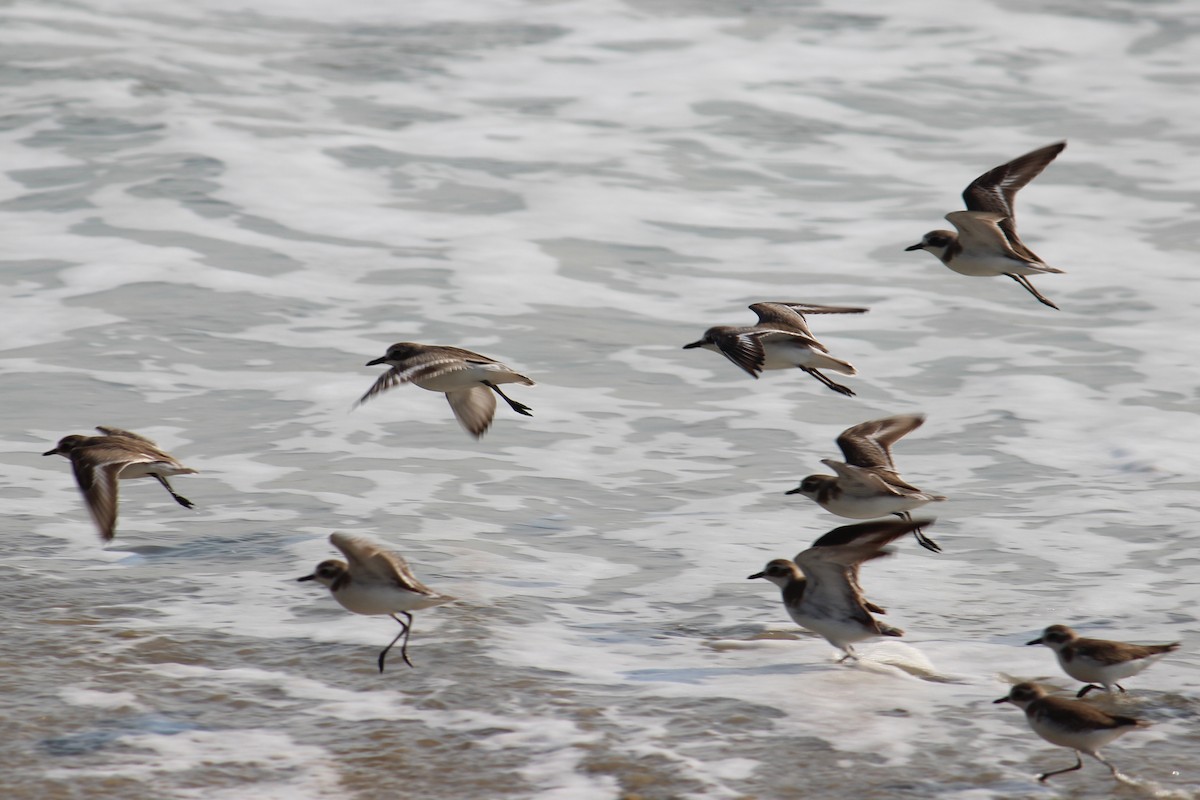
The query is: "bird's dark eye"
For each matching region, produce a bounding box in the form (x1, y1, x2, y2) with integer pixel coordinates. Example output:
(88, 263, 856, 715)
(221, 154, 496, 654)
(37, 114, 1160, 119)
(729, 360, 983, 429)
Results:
(928, 235, 949, 247)
(800, 477, 820, 492)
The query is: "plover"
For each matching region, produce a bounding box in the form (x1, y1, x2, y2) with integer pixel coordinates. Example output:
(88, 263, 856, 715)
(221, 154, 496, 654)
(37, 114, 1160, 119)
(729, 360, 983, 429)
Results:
(683, 302, 867, 396)
(1027, 624, 1179, 697)
(748, 518, 932, 661)
(43, 426, 197, 542)
(298, 532, 454, 672)
(357, 342, 534, 438)
(906, 141, 1066, 309)
(994, 681, 1147, 782)
(786, 414, 945, 552)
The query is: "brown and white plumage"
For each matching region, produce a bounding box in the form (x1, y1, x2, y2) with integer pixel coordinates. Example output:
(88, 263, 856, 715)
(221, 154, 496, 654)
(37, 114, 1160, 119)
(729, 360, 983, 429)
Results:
(906, 142, 1066, 309)
(748, 518, 932, 661)
(357, 342, 534, 438)
(994, 681, 1147, 782)
(683, 302, 867, 396)
(42, 426, 197, 542)
(298, 532, 454, 672)
(1027, 624, 1180, 697)
(787, 414, 945, 552)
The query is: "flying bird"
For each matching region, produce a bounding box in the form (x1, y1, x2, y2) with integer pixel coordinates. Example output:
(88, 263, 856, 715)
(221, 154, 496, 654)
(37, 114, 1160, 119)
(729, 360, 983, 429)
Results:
(906, 141, 1066, 309)
(684, 302, 866, 396)
(358, 342, 534, 438)
(43, 426, 197, 542)
(787, 414, 945, 552)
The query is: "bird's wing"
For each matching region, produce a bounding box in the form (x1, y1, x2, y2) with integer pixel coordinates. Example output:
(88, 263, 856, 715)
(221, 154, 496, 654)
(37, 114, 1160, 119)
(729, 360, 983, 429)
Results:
(945, 211, 1029, 259)
(748, 303, 817, 336)
(95, 426, 156, 444)
(793, 519, 925, 625)
(423, 346, 502, 365)
(72, 457, 126, 541)
(836, 414, 925, 470)
(357, 356, 483, 407)
(704, 329, 767, 377)
(962, 142, 1065, 220)
(356, 368, 405, 407)
(820, 460, 907, 498)
(962, 142, 1064, 259)
(773, 302, 869, 317)
(1038, 696, 1143, 731)
(1076, 639, 1180, 666)
(329, 533, 437, 595)
(446, 385, 497, 438)
(94, 427, 185, 465)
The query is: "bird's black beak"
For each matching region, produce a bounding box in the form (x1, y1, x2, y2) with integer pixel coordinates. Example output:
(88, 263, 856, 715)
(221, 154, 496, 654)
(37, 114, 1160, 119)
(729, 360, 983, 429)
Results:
(1025, 637, 1043, 646)
(747, 571, 765, 580)
(682, 340, 704, 350)
(297, 574, 316, 582)
(993, 696, 1010, 704)
(365, 356, 387, 366)
(904, 243, 924, 252)
(784, 486, 803, 495)
(42, 448, 58, 456)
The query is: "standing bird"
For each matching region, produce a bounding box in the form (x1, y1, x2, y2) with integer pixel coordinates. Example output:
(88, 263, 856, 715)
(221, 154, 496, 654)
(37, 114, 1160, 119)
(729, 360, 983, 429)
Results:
(787, 414, 945, 553)
(1027, 624, 1180, 697)
(748, 518, 932, 661)
(906, 141, 1066, 309)
(683, 302, 867, 396)
(43, 426, 197, 542)
(298, 533, 454, 672)
(994, 681, 1147, 782)
(357, 342, 534, 438)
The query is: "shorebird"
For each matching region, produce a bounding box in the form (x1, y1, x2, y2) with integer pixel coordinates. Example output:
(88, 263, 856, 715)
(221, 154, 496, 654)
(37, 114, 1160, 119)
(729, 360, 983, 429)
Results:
(683, 302, 866, 396)
(1027, 624, 1179, 697)
(787, 414, 945, 552)
(298, 532, 454, 672)
(43, 426, 197, 542)
(994, 681, 1147, 782)
(748, 518, 932, 661)
(357, 342, 534, 438)
(906, 141, 1066, 309)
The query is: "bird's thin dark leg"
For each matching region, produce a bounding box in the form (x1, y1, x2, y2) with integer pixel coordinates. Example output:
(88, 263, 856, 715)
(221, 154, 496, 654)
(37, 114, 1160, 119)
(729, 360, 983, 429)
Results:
(1114, 683, 1126, 693)
(1038, 752, 1083, 782)
(800, 368, 855, 397)
(1007, 273, 1060, 310)
(1075, 684, 1103, 698)
(153, 475, 195, 509)
(378, 612, 414, 673)
(1090, 752, 1122, 779)
(836, 646, 858, 664)
(484, 381, 533, 416)
(895, 511, 942, 554)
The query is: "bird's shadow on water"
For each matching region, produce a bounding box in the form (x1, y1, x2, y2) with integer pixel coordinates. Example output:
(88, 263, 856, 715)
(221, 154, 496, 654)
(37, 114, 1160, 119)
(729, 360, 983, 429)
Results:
(622, 661, 825, 684)
(622, 657, 967, 685)
(40, 714, 200, 757)
(103, 535, 276, 563)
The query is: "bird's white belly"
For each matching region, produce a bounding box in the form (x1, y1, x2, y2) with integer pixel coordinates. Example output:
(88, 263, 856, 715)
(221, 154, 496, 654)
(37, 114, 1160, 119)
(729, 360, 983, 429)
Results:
(332, 582, 421, 616)
(945, 252, 1023, 277)
(761, 341, 817, 370)
(789, 608, 875, 648)
(414, 363, 516, 393)
(1060, 654, 1154, 685)
(820, 494, 929, 519)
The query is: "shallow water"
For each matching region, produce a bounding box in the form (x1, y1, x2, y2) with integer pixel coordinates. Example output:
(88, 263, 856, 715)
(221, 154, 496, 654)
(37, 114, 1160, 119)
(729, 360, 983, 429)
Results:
(2, 0, 1199, 797)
